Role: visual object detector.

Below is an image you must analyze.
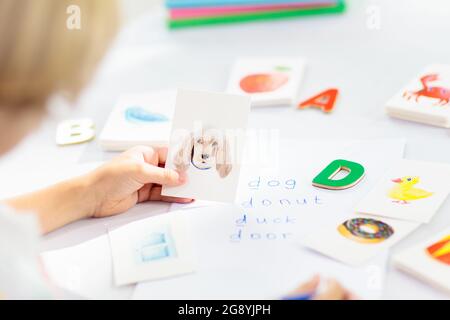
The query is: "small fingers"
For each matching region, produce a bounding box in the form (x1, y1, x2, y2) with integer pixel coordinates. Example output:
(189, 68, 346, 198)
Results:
(285, 274, 320, 299)
(137, 183, 152, 203)
(156, 147, 169, 164)
(148, 186, 194, 203)
(136, 163, 185, 186)
(314, 279, 349, 300)
(121, 146, 158, 164)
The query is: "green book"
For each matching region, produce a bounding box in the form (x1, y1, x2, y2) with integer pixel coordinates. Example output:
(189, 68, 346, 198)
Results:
(168, 0, 346, 29)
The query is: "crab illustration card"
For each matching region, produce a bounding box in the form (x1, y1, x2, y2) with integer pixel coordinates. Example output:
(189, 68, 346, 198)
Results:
(99, 91, 175, 151)
(301, 213, 420, 266)
(162, 89, 251, 202)
(227, 57, 305, 107)
(354, 160, 450, 223)
(394, 227, 450, 294)
(385, 64, 450, 128)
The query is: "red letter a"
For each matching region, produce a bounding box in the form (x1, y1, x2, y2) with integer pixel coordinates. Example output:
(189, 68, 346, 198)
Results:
(298, 88, 338, 113)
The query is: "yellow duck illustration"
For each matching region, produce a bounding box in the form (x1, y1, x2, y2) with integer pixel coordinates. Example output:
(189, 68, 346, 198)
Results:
(388, 176, 433, 204)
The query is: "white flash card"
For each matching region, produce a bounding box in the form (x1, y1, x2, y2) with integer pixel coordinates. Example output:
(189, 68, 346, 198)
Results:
(108, 212, 195, 286)
(162, 89, 251, 203)
(386, 64, 450, 128)
(227, 57, 305, 107)
(99, 91, 175, 151)
(354, 160, 450, 223)
(394, 227, 450, 294)
(301, 213, 420, 266)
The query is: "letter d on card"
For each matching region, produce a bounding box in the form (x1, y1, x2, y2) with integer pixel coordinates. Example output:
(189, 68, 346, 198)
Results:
(313, 159, 365, 190)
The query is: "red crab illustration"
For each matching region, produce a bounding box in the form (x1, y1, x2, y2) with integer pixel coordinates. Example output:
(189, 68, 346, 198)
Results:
(403, 74, 450, 106)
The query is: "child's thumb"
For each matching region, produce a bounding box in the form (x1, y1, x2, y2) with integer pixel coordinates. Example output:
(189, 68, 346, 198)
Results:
(137, 164, 184, 186)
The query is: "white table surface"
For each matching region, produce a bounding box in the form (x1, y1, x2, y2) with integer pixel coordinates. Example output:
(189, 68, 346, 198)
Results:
(0, 0, 449, 299)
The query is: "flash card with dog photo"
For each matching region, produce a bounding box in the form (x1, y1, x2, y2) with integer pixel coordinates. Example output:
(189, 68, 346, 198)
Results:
(162, 89, 251, 202)
(227, 57, 305, 107)
(354, 160, 450, 223)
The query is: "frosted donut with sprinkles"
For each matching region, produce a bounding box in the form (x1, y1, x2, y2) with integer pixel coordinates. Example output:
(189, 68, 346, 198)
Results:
(338, 218, 394, 244)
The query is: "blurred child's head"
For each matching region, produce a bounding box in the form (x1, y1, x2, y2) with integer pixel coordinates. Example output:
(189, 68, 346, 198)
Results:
(0, 0, 119, 153)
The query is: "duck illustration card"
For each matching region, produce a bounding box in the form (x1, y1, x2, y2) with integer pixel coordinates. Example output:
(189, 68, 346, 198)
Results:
(301, 213, 420, 266)
(355, 160, 450, 223)
(227, 57, 305, 107)
(99, 91, 175, 151)
(394, 227, 450, 294)
(162, 89, 251, 202)
(108, 212, 195, 286)
(385, 64, 450, 128)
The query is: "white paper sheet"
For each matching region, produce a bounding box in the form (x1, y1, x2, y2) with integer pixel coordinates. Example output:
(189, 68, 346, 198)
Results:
(41, 235, 134, 300)
(134, 139, 406, 299)
(40, 139, 406, 300)
(132, 205, 389, 300)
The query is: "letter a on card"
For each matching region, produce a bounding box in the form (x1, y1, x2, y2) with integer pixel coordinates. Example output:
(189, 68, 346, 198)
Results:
(313, 159, 365, 190)
(298, 88, 338, 113)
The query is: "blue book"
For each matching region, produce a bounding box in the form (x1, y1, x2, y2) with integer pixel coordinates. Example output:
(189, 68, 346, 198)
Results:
(166, 0, 331, 8)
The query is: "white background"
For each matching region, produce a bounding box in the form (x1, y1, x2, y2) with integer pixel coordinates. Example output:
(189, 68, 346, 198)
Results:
(0, 0, 449, 299)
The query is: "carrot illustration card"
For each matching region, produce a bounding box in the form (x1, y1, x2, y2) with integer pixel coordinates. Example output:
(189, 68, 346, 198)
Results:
(227, 57, 305, 107)
(354, 160, 450, 223)
(385, 64, 450, 128)
(301, 213, 419, 266)
(162, 89, 251, 203)
(394, 227, 450, 294)
(99, 91, 175, 151)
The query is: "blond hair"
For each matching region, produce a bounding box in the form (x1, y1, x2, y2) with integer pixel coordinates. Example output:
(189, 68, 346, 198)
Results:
(0, 0, 119, 112)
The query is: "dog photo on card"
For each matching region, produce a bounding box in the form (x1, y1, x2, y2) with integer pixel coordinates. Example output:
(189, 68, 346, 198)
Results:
(301, 213, 420, 266)
(99, 91, 175, 151)
(227, 57, 305, 107)
(162, 89, 251, 203)
(385, 64, 450, 128)
(354, 160, 450, 223)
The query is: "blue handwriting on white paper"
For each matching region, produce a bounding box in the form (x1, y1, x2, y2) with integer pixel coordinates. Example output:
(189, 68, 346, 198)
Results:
(230, 176, 325, 243)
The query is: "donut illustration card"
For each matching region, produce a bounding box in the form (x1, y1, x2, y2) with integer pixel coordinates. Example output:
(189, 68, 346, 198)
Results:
(99, 91, 175, 151)
(385, 64, 450, 128)
(301, 214, 420, 266)
(227, 57, 305, 107)
(162, 89, 251, 203)
(393, 227, 450, 294)
(354, 160, 450, 223)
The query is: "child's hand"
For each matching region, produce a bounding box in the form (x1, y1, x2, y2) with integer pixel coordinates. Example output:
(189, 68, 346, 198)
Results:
(284, 275, 358, 300)
(89, 146, 192, 219)
(6, 146, 192, 233)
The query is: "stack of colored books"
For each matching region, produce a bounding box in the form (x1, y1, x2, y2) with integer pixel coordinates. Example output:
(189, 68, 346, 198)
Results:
(166, 0, 346, 29)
